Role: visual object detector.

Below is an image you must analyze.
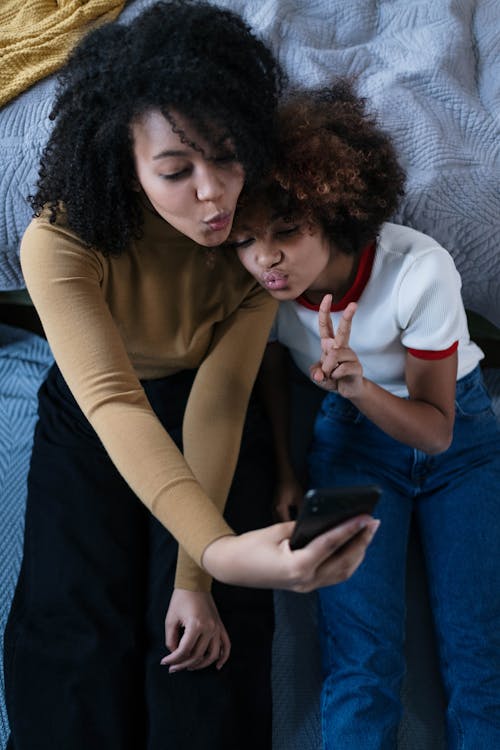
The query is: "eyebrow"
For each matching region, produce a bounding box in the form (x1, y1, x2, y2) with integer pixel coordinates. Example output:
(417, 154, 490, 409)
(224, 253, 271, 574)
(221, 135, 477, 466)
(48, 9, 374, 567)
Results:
(152, 149, 189, 161)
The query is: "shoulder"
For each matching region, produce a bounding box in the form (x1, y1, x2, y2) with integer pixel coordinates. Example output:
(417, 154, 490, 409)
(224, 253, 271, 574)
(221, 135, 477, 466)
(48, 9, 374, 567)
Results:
(376, 223, 459, 280)
(378, 222, 453, 260)
(20, 208, 105, 286)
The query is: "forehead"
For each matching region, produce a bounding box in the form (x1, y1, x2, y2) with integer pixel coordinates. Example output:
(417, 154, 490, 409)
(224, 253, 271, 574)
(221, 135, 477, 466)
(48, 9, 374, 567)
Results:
(131, 109, 225, 159)
(231, 205, 275, 233)
(234, 180, 299, 228)
(131, 110, 192, 155)
(233, 195, 300, 233)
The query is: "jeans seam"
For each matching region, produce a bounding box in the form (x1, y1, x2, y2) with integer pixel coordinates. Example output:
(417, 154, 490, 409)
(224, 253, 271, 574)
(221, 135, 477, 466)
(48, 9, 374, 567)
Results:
(448, 707, 465, 750)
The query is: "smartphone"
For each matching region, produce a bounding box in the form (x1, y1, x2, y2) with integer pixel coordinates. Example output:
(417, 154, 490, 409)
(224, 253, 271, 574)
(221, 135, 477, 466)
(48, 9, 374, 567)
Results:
(289, 484, 382, 550)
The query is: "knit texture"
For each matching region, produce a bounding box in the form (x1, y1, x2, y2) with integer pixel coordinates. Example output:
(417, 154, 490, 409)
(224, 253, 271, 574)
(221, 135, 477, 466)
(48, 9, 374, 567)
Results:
(0, 324, 53, 747)
(0, 0, 125, 107)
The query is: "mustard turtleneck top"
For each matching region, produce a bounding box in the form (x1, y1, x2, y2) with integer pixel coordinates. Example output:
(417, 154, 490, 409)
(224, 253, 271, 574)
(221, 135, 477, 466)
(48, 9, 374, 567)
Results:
(20, 202, 277, 590)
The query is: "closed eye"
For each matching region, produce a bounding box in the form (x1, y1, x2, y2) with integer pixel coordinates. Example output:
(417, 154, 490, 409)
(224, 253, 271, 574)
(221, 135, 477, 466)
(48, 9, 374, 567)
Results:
(225, 237, 255, 250)
(161, 167, 191, 181)
(276, 225, 299, 237)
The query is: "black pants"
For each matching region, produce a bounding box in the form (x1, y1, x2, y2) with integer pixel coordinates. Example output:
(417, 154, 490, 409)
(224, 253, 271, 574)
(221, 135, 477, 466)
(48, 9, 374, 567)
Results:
(4, 366, 275, 750)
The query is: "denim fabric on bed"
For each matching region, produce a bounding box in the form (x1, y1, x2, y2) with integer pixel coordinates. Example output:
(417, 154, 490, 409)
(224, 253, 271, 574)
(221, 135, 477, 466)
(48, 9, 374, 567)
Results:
(0, 325, 52, 748)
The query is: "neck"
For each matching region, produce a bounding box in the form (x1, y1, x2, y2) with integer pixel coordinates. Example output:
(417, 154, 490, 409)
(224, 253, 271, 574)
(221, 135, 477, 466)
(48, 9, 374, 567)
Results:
(303, 250, 359, 307)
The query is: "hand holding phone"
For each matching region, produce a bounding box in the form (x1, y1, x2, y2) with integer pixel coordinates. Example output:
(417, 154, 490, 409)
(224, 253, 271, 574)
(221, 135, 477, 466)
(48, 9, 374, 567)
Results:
(289, 484, 381, 550)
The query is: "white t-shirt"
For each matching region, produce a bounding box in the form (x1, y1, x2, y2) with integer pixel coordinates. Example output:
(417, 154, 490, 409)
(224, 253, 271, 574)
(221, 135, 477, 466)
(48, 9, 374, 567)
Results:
(270, 223, 483, 398)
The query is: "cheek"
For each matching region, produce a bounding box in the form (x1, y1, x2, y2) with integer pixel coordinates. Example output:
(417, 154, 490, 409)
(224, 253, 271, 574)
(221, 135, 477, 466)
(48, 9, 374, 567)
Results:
(309, 244, 330, 270)
(147, 182, 189, 217)
(229, 183, 244, 209)
(236, 249, 252, 270)
(230, 167, 245, 197)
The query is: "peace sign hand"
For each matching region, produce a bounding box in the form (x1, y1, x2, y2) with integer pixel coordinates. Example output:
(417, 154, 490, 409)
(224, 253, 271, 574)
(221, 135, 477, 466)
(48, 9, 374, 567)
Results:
(310, 294, 364, 398)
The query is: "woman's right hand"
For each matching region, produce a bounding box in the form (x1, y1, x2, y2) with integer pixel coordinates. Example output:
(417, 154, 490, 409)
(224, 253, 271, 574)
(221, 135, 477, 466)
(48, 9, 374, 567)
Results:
(202, 516, 379, 592)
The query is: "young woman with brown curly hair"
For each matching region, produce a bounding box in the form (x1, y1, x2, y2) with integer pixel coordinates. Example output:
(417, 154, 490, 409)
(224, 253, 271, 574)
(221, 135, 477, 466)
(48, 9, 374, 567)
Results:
(3, 11, 379, 750)
(230, 80, 500, 749)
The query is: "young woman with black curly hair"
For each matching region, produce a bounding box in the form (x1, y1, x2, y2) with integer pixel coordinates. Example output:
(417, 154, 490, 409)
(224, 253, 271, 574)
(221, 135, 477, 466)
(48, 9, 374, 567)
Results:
(3, 9, 379, 750)
(230, 80, 500, 749)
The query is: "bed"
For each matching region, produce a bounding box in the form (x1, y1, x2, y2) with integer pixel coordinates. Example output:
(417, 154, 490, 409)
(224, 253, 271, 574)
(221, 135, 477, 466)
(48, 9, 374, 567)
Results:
(1, 1, 499, 748)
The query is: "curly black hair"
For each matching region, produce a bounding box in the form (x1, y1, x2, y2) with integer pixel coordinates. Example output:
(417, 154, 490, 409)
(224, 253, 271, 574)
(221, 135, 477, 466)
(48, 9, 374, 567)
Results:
(235, 79, 406, 255)
(31, 0, 284, 255)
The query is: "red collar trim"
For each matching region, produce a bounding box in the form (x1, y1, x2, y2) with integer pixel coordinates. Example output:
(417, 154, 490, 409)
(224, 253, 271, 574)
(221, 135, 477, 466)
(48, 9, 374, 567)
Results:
(297, 241, 376, 311)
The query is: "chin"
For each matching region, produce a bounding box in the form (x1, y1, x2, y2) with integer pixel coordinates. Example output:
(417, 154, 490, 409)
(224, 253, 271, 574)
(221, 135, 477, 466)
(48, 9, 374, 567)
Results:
(202, 234, 228, 248)
(199, 228, 232, 247)
(264, 287, 295, 300)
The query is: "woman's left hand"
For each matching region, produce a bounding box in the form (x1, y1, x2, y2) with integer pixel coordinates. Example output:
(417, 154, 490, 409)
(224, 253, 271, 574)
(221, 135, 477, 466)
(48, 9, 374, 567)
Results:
(160, 589, 231, 673)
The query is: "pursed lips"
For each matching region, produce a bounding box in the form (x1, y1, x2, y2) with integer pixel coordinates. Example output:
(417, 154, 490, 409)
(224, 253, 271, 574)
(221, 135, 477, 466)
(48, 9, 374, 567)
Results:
(204, 211, 231, 231)
(262, 269, 288, 290)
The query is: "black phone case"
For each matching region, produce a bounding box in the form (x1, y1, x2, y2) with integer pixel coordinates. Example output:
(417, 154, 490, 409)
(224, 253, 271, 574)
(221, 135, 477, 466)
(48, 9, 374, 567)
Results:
(289, 484, 381, 550)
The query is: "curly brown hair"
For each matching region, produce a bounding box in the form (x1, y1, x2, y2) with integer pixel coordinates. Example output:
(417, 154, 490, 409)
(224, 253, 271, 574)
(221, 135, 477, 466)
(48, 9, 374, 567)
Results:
(235, 79, 405, 255)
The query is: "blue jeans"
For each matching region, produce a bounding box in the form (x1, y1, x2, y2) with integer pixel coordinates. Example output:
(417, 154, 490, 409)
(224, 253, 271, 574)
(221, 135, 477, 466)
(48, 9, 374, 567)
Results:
(308, 365, 500, 750)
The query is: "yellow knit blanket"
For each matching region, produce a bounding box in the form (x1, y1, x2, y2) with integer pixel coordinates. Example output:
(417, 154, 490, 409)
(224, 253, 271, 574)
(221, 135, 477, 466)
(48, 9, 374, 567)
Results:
(0, 0, 126, 108)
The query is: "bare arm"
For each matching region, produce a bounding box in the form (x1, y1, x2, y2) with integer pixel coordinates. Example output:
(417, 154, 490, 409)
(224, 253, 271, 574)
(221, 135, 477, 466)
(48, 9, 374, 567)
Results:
(311, 294, 457, 454)
(347, 353, 456, 454)
(202, 515, 380, 592)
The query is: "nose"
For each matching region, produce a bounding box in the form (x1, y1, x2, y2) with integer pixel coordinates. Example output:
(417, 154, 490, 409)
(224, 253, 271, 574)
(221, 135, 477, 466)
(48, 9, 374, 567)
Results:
(196, 163, 225, 202)
(255, 240, 282, 268)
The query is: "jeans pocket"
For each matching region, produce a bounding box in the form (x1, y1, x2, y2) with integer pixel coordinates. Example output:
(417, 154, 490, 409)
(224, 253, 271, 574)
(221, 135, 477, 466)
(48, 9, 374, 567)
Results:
(455, 375, 494, 418)
(319, 393, 364, 425)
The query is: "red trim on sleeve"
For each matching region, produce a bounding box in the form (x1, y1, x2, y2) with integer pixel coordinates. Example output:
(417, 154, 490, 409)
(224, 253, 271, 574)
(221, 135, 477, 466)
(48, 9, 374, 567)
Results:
(407, 341, 458, 360)
(297, 241, 376, 311)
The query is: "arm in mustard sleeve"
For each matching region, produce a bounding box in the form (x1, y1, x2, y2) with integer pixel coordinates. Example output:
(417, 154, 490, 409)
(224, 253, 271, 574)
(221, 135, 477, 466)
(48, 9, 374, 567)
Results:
(20, 217, 236, 566)
(174, 282, 278, 591)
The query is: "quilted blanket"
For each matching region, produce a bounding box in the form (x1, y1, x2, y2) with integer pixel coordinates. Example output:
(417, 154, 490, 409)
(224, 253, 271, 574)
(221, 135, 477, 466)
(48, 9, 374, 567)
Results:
(1, 0, 499, 332)
(0, 325, 53, 747)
